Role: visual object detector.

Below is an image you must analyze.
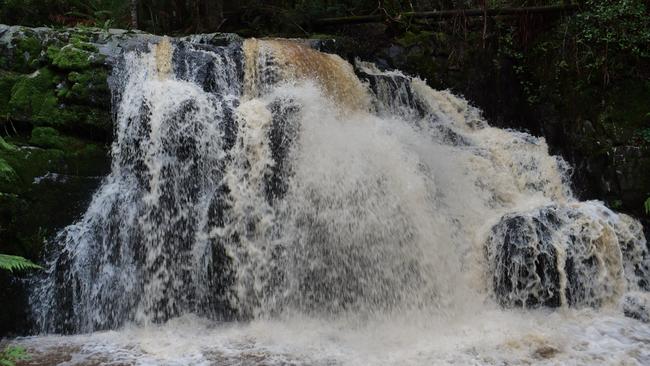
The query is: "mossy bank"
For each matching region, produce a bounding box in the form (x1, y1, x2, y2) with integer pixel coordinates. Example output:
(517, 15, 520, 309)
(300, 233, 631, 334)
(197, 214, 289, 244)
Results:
(0, 25, 118, 335)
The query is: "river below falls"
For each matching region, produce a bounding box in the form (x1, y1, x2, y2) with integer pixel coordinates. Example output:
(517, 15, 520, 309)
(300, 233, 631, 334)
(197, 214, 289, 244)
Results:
(11, 309, 650, 366)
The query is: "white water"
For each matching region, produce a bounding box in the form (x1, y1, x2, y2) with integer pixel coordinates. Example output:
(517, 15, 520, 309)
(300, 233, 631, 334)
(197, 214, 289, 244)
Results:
(14, 310, 650, 365)
(18, 38, 650, 365)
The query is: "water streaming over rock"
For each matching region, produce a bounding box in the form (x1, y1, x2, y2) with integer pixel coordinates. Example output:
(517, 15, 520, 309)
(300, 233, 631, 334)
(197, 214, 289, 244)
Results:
(24, 35, 650, 365)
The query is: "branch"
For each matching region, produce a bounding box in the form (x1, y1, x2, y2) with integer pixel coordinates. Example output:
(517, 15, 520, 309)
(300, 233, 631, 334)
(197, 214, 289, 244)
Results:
(314, 5, 580, 26)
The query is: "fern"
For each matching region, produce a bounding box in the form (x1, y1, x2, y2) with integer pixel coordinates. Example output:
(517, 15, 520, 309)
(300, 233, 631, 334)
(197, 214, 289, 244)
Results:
(0, 346, 28, 366)
(645, 197, 650, 215)
(0, 254, 41, 273)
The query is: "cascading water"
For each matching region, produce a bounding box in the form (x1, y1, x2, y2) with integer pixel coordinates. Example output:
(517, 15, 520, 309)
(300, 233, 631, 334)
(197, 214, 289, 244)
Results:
(21, 36, 650, 365)
(32, 36, 243, 332)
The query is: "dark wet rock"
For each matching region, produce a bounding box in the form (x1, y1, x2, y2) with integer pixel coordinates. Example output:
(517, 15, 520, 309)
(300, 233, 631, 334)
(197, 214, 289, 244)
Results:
(266, 97, 301, 202)
(621, 292, 650, 323)
(486, 207, 562, 308)
(354, 63, 426, 119)
(486, 204, 650, 308)
(533, 345, 560, 360)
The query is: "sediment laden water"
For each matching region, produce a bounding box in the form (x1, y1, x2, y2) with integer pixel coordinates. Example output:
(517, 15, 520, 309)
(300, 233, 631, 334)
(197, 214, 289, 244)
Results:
(24, 36, 650, 365)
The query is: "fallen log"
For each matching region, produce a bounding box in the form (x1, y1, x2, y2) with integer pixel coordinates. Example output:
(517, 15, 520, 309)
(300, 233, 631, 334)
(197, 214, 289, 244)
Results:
(314, 4, 579, 26)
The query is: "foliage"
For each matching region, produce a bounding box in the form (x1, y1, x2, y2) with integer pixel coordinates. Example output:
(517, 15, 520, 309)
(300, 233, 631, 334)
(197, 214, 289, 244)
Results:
(0, 254, 41, 272)
(645, 197, 650, 215)
(496, 0, 649, 99)
(576, 0, 650, 57)
(63, 0, 129, 27)
(639, 128, 650, 144)
(0, 0, 572, 35)
(572, 0, 650, 85)
(488, 0, 650, 148)
(0, 0, 130, 28)
(0, 346, 29, 366)
(609, 199, 623, 210)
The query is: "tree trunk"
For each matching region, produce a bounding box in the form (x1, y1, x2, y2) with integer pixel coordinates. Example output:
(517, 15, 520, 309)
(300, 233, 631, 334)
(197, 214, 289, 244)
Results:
(130, 0, 138, 29)
(190, 0, 201, 32)
(202, 0, 223, 31)
(314, 5, 580, 26)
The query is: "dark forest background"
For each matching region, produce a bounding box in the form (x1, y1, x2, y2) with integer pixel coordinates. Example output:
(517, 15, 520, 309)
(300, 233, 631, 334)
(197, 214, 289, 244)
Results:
(0, 1, 580, 35)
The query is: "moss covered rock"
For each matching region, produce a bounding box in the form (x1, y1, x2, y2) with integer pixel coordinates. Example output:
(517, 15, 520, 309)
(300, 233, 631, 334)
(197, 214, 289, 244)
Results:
(0, 157, 17, 185)
(8, 67, 59, 123)
(47, 43, 104, 70)
(30, 127, 72, 150)
(0, 25, 118, 137)
(0, 27, 117, 328)
(0, 28, 46, 73)
(0, 70, 20, 115)
(65, 69, 110, 106)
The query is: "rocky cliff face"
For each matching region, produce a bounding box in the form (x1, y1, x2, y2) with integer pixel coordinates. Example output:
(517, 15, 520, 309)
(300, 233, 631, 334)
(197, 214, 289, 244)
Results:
(0, 25, 129, 334)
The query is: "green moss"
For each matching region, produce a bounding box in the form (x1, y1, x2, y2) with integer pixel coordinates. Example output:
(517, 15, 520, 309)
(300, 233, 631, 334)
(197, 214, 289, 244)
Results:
(69, 31, 91, 43)
(7, 67, 111, 132)
(67, 69, 109, 103)
(70, 36, 98, 53)
(56, 84, 71, 99)
(28, 127, 100, 154)
(1, 147, 66, 193)
(0, 71, 21, 116)
(30, 127, 72, 150)
(0, 157, 17, 186)
(47, 105, 111, 131)
(0, 136, 17, 152)
(67, 142, 108, 176)
(0, 128, 107, 196)
(17, 35, 41, 56)
(9, 32, 44, 72)
(46, 35, 102, 71)
(8, 68, 58, 124)
(47, 45, 93, 70)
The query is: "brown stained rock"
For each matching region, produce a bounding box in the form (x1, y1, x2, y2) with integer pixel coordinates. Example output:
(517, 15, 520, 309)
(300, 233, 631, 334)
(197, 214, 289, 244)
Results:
(532, 345, 559, 360)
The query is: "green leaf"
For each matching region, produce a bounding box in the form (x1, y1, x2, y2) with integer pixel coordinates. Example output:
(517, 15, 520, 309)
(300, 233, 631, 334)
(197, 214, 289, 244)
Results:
(0, 345, 29, 366)
(0, 254, 42, 273)
(644, 197, 650, 215)
(4, 346, 26, 358)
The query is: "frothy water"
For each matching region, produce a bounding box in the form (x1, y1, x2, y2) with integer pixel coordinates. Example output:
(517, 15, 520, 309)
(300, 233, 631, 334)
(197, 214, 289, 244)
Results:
(13, 311, 650, 365)
(18, 36, 650, 364)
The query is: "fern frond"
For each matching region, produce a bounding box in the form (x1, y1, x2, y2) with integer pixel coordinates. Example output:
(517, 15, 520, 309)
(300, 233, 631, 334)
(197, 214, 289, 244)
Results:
(0, 254, 42, 273)
(1, 345, 29, 366)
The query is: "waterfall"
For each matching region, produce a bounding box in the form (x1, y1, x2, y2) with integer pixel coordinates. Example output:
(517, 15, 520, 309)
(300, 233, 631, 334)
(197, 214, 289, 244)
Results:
(30, 36, 650, 342)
